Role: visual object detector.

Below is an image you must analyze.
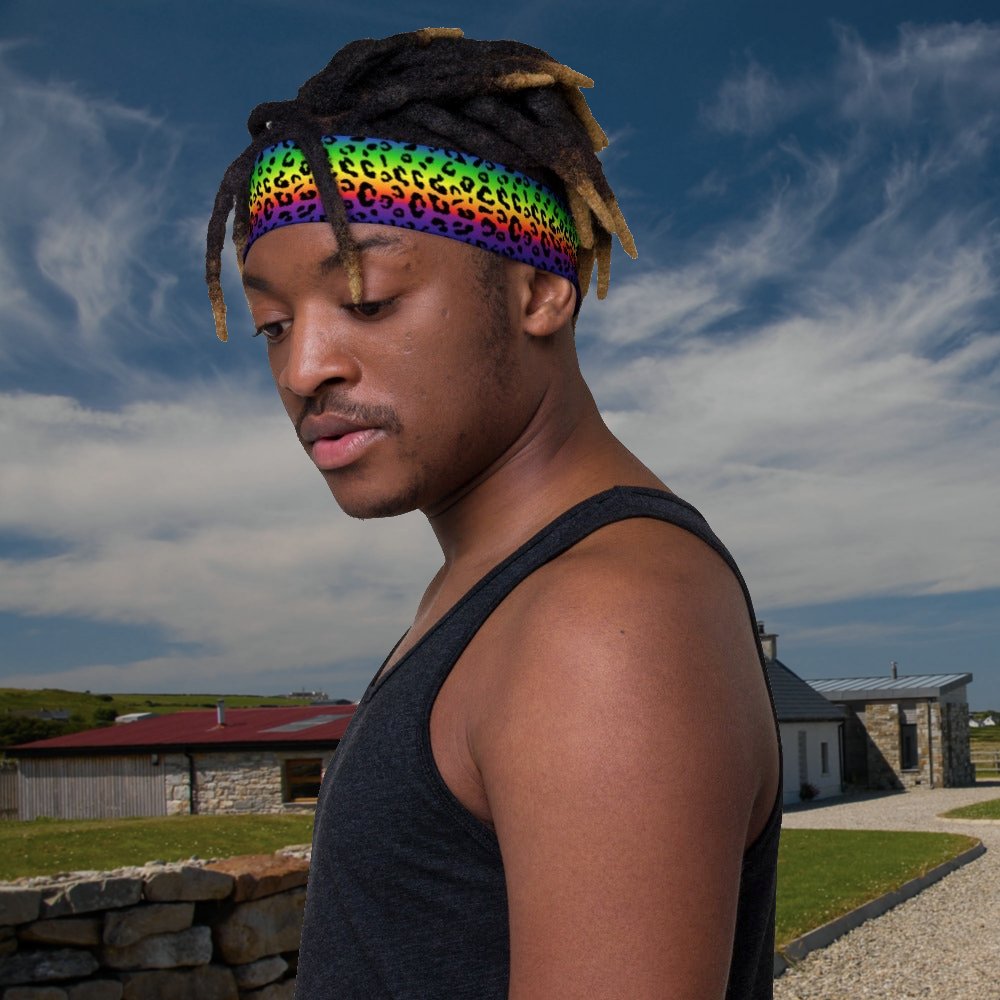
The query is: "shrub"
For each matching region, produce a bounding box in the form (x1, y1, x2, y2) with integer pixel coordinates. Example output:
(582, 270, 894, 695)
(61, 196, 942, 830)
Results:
(799, 782, 820, 801)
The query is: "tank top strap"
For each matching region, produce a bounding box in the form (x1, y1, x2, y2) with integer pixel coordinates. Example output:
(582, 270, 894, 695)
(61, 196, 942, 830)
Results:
(366, 486, 757, 709)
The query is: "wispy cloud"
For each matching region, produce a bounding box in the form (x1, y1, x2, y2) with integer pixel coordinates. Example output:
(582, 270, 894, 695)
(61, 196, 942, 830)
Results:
(0, 45, 180, 376)
(2, 21, 999, 695)
(701, 59, 811, 136)
(583, 20, 1000, 608)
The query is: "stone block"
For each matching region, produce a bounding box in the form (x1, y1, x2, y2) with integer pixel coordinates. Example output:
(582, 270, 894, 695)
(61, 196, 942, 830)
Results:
(67, 984, 124, 1000)
(119, 965, 237, 1000)
(2, 988, 68, 1000)
(143, 867, 233, 902)
(0, 889, 42, 927)
(231, 955, 287, 989)
(204, 856, 309, 902)
(240, 981, 295, 1000)
(41, 878, 142, 919)
(102, 902, 194, 947)
(0, 926, 16, 956)
(211, 887, 306, 965)
(0, 948, 99, 985)
(18, 917, 102, 948)
(102, 925, 212, 970)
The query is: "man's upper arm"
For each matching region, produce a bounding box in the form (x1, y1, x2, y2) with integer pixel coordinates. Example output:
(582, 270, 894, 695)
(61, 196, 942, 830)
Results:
(475, 531, 774, 1000)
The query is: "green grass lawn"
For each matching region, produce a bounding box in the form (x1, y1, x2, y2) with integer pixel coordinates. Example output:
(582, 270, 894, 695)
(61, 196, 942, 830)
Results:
(0, 814, 315, 880)
(775, 828, 977, 948)
(940, 797, 1000, 821)
(1, 815, 977, 955)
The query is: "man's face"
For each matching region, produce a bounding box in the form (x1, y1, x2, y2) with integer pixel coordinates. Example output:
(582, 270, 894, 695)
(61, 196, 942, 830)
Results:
(242, 222, 528, 519)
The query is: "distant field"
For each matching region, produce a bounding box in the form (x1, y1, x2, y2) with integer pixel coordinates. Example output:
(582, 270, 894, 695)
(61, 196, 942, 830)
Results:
(969, 727, 1000, 744)
(1, 687, 315, 717)
(969, 727, 1000, 778)
(0, 687, 316, 748)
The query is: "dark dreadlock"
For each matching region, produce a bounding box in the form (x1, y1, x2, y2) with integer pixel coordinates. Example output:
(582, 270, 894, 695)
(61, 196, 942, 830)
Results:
(206, 27, 636, 342)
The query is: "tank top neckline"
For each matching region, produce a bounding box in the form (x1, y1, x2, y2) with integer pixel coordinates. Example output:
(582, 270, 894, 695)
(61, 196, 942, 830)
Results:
(361, 485, 693, 705)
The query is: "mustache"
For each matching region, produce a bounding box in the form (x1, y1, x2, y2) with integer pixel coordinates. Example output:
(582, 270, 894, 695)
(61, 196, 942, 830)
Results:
(294, 391, 403, 439)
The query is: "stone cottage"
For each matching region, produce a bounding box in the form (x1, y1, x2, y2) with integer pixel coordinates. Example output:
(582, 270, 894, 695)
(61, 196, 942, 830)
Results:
(808, 670, 975, 790)
(8, 703, 356, 820)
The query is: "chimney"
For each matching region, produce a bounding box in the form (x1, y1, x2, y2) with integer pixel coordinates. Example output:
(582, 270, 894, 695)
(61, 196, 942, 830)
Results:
(757, 621, 777, 663)
(890, 661, 898, 680)
(216, 699, 226, 726)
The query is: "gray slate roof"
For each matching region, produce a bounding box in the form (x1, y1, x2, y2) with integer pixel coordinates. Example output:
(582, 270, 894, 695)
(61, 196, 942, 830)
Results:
(766, 660, 845, 722)
(808, 674, 972, 702)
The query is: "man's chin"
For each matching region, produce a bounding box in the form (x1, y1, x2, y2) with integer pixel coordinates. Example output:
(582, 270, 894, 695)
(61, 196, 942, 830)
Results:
(324, 478, 424, 521)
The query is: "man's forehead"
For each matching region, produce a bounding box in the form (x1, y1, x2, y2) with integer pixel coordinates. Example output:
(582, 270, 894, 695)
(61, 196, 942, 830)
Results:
(242, 224, 419, 287)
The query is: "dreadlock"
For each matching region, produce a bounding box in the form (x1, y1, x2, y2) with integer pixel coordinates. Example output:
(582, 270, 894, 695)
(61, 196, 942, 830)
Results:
(206, 27, 636, 341)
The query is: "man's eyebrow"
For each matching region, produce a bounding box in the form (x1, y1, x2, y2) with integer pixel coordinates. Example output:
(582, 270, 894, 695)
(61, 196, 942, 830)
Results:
(316, 232, 410, 275)
(242, 231, 410, 292)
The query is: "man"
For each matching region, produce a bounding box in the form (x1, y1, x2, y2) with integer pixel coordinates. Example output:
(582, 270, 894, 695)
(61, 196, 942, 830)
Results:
(207, 28, 780, 999)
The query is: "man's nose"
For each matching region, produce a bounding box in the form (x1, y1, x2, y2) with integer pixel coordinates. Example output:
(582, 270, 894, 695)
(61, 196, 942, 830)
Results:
(274, 312, 360, 398)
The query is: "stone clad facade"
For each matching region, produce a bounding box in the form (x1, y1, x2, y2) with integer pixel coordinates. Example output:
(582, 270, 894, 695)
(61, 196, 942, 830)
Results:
(810, 673, 975, 791)
(0, 850, 311, 998)
(163, 751, 336, 817)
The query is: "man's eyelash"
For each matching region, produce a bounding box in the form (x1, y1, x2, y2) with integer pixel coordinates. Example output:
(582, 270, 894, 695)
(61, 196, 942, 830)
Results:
(252, 321, 289, 340)
(349, 298, 396, 317)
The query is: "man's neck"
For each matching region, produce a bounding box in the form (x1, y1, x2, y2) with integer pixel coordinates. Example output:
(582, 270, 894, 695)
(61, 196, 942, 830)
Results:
(424, 384, 664, 577)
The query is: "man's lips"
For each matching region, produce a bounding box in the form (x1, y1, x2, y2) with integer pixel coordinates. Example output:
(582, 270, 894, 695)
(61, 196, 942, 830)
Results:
(299, 414, 385, 471)
(300, 413, 374, 445)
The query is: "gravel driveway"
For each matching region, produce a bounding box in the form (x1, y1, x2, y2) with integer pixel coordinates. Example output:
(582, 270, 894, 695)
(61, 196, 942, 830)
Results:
(774, 782, 1000, 999)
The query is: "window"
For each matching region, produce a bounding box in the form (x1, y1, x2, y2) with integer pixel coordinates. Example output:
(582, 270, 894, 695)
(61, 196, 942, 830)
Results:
(284, 758, 323, 802)
(820, 741, 830, 775)
(797, 731, 808, 784)
(900, 724, 918, 771)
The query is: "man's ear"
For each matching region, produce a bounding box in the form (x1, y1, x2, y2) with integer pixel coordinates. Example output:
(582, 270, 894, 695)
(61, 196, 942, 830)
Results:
(520, 269, 577, 338)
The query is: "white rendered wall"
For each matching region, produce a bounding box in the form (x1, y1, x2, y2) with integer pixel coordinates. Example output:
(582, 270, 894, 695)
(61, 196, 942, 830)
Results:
(779, 721, 843, 805)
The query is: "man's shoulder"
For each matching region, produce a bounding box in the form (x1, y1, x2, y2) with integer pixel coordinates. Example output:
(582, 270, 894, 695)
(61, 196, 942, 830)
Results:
(474, 511, 757, 710)
(505, 512, 743, 650)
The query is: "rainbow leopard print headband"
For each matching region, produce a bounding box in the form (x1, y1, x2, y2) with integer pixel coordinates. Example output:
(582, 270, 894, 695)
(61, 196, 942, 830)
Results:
(246, 136, 580, 285)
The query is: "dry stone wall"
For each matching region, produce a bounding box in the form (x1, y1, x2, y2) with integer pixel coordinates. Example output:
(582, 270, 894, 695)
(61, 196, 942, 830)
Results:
(0, 849, 311, 999)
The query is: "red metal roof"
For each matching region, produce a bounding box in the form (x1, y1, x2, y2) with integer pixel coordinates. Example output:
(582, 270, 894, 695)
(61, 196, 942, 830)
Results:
(9, 705, 356, 754)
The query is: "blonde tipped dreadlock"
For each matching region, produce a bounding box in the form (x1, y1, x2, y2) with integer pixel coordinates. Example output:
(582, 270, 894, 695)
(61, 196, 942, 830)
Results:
(206, 28, 636, 342)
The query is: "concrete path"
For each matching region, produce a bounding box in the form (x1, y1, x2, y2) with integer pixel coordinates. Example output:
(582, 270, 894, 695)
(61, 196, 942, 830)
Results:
(774, 782, 1000, 999)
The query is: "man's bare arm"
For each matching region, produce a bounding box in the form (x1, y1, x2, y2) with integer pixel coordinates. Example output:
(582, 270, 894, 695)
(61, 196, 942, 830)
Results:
(473, 522, 778, 999)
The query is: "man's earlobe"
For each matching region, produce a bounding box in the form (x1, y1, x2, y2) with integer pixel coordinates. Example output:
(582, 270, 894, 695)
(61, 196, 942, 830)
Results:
(523, 270, 577, 338)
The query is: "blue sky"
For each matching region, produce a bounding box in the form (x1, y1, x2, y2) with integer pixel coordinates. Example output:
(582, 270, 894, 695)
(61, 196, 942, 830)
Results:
(1, 1, 998, 708)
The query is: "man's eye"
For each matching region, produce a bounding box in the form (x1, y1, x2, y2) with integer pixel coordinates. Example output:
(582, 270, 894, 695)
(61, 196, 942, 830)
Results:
(348, 298, 395, 319)
(252, 320, 290, 341)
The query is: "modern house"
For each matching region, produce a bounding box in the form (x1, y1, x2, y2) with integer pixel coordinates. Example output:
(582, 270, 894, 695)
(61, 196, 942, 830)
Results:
(757, 624, 845, 805)
(7, 703, 356, 821)
(808, 669, 975, 790)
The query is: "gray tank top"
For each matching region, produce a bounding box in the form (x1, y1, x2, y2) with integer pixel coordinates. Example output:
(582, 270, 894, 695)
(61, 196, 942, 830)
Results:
(296, 487, 781, 999)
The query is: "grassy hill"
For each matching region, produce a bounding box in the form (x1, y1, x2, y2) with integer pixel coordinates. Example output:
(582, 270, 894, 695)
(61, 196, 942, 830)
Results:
(0, 687, 316, 749)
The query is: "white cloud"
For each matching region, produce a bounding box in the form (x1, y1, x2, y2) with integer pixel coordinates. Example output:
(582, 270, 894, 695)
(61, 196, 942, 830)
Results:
(582, 21, 1000, 610)
(2, 21, 1000, 695)
(0, 46, 179, 372)
(835, 21, 1000, 125)
(0, 385, 439, 695)
(701, 59, 811, 136)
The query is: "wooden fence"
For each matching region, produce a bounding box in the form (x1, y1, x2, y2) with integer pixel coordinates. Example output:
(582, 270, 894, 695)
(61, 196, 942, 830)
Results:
(0, 760, 17, 820)
(17, 755, 167, 821)
(971, 749, 1000, 776)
